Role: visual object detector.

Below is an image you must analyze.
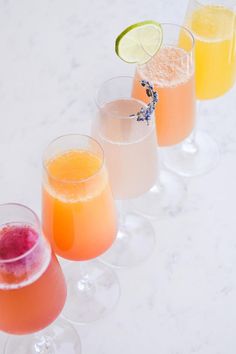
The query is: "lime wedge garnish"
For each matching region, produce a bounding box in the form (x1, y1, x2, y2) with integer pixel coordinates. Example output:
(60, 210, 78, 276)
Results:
(115, 20, 163, 64)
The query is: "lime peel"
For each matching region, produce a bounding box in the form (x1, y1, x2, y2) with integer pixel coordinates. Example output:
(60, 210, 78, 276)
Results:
(115, 20, 163, 64)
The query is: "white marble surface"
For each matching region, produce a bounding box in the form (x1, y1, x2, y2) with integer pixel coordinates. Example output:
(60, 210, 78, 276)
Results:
(0, 0, 236, 353)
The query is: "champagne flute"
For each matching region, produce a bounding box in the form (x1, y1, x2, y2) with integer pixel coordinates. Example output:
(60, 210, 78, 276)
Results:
(163, 3, 236, 176)
(42, 134, 120, 323)
(132, 23, 194, 217)
(0, 203, 81, 354)
(93, 76, 158, 266)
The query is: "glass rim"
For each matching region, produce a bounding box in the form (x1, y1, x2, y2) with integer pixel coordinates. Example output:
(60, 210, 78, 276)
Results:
(138, 22, 195, 66)
(42, 133, 105, 184)
(193, 0, 236, 8)
(0, 203, 42, 264)
(95, 75, 152, 120)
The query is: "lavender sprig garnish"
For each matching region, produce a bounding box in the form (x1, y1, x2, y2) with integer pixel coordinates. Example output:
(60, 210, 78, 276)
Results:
(130, 80, 158, 125)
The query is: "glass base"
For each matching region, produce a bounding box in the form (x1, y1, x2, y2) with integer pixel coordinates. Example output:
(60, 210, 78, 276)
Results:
(162, 131, 220, 177)
(4, 318, 81, 354)
(62, 261, 120, 324)
(131, 170, 187, 219)
(100, 212, 156, 267)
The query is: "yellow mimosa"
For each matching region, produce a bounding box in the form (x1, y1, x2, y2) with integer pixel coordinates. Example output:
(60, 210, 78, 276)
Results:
(186, 4, 236, 99)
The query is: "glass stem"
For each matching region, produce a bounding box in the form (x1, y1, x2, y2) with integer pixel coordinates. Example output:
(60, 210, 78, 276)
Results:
(33, 334, 52, 353)
(181, 101, 201, 154)
(153, 147, 164, 193)
(181, 130, 198, 154)
(116, 200, 130, 240)
(77, 262, 93, 292)
(116, 200, 126, 225)
(181, 96, 199, 154)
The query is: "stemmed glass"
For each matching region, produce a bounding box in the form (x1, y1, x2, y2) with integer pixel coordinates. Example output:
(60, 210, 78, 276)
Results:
(93, 76, 158, 267)
(0, 203, 81, 354)
(163, 3, 236, 176)
(42, 134, 120, 323)
(132, 23, 194, 218)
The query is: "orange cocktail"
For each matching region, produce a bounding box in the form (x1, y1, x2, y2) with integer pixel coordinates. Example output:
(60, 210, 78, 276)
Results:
(133, 23, 195, 147)
(0, 204, 66, 335)
(42, 135, 117, 261)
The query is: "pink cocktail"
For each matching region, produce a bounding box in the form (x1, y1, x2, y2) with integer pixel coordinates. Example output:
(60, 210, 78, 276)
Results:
(0, 203, 81, 354)
(0, 224, 66, 334)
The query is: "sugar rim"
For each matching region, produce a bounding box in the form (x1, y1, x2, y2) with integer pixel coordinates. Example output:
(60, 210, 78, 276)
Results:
(138, 22, 195, 66)
(194, 0, 236, 9)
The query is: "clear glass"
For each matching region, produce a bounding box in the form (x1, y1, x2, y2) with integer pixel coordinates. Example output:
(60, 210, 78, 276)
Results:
(135, 23, 196, 147)
(93, 76, 159, 267)
(0, 203, 81, 354)
(94, 77, 159, 199)
(42, 134, 120, 323)
(186, 0, 236, 100)
(161, 6, 236, 175)
(133, 25, 193, 218)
